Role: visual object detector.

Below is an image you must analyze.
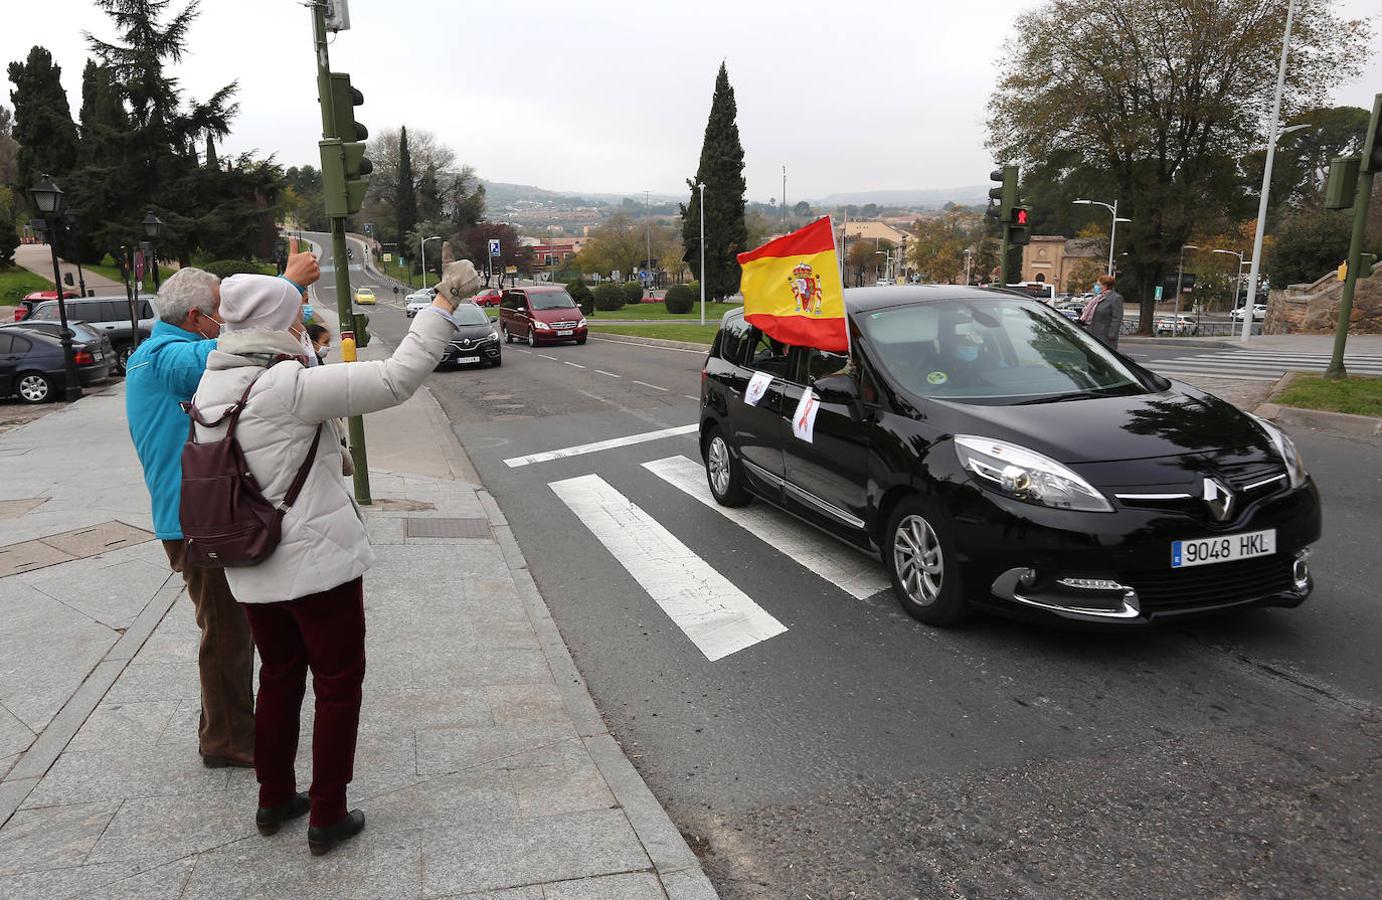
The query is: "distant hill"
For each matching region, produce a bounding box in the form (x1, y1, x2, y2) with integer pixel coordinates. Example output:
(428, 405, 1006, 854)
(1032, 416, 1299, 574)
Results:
(482, 180, 683, 209)
(813, 186, 991, 209)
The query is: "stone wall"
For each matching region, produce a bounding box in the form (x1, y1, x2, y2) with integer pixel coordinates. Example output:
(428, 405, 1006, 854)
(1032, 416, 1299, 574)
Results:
(1265, 262, 1382, 334)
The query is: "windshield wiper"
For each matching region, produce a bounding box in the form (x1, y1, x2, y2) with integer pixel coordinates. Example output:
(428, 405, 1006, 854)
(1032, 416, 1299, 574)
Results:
(1014, 390, 1108, 405)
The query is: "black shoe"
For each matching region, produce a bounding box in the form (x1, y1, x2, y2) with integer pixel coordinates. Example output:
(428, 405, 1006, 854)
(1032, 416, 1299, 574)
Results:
(256, 792, 310, 836)
(202, 754, 255, 769)
(307, 809, 365, 856)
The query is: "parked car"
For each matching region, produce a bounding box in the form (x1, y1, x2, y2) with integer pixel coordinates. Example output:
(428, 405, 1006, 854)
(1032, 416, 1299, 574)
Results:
(24, 295, 155, 374)
(1, 320, 116, 364)
(354, 287, 376, 306)
(0, 328, 113, 403)
(405, 289, 435, 318)
(13, 290, 79, 322)
(1154, 313, 1199, 336)
(472, 288, 503, 308)
(436, 303, 502, 368)
(1230, 303, 1267, 322)
(498, 287, 588, 347)
(698, 286, 1319, 628)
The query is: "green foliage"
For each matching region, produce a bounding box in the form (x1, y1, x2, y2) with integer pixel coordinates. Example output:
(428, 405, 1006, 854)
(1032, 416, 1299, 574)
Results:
(687, 280, 700, 297)
(1266, 208, 1369, 288)
(0, 268, 52, 304)
(1276, 373, 1382, 418)
(395, 126, 417, 245)
(565, 278, 593, 315)
(680, 63, 748, 300)
(201, 259, 263, 279)
(0, 187, 17, 270)
(621, 281, 643, 305)
(664, 284, 695, 314)
(593, 282, 626, 312)
(589, 323, 717, 345)
(7, 46, 80, 207)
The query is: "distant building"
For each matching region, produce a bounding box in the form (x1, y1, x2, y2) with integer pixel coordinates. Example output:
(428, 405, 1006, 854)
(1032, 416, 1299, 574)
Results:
(1020, 236, 1105, 292)
(840, 220, 909, 246)
(530, 237, 585, 271)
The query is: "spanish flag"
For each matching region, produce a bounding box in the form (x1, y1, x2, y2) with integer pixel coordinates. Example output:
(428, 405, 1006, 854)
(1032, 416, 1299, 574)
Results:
(737, 216, 847, 352)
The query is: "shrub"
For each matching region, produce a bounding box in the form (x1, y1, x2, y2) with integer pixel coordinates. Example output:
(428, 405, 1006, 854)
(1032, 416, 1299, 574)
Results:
(566, 278, 594, 316)
(202, 259, 264, 279)
(687, 280, 701, 299)
(621, 281, 644, 305)
(593, 282, 626, 312)
(664, 284, 696, 314)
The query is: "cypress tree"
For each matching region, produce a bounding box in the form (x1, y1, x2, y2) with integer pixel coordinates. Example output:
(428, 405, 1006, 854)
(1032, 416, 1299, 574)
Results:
(205, 131, 217, 169)
(680, 62, 748, 300)
(7, 46, 80, 204)
(395, 125, 417, 245)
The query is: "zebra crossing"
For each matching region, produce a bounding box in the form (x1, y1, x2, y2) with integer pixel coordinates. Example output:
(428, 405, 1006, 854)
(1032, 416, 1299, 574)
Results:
(1143, 349, 1382, 383)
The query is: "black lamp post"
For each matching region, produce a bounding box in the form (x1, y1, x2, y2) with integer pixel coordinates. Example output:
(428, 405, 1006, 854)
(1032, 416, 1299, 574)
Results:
(29, 175, 83, 402)
(141, 212, 164, 290)
(61, 210, 89, 298)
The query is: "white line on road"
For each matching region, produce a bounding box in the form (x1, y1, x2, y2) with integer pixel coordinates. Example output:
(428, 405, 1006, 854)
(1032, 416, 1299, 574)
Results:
(1151, 369, 1276, 382)
(643, 456, 891, 600)
(594, 370, 622, 378)
(503, 424, 699, 468)
(563, 361, 587, 368)
(633, 380, 670, 392)
(550, 473, 787, 661)
(512, 348, 532, 354)
(588, 336, 710, 355)
(539, 354, 558, 361)
(683, 395, 699, 401)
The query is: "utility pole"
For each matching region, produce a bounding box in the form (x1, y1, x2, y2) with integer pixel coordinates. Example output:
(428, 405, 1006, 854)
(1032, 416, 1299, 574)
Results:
(312, 0, 373, 504)
(644, 190, 652, 291)
(1323, 93, 1382, 380)
(781, 165, 787, 230)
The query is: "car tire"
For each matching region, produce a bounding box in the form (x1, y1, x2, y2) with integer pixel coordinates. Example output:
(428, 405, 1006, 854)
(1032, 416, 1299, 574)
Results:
(703, 426, 750, 507)
(16, 371, 53, 404)
(491, 354, 502, 368)
(884, 496, 968, 627)
(576, 336, 587, 345)
(527, 330, 537, 348)
(501, 324, 512, 344)
(114, 344, 135, 376)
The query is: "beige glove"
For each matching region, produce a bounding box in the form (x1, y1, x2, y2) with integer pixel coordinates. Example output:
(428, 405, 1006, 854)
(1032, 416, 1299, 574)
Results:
(433, 260, 483, 311)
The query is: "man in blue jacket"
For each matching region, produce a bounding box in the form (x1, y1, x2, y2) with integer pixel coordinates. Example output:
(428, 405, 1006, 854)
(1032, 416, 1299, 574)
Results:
(127, 253, 319, 767)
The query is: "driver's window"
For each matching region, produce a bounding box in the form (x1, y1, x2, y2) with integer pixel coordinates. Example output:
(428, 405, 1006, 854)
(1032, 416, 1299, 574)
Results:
(805, 348, 852, 383)
(746, 328, 792, 379)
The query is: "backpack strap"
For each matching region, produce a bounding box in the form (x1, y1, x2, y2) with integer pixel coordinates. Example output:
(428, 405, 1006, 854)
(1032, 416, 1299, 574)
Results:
(277, 423, 324, 512)
(183, 371, 263, 436)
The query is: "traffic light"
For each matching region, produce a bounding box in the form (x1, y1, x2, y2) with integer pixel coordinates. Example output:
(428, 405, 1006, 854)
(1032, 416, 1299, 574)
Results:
(1362, 93, 1382, 173)
(1325, 155, 1361, 209)
(352, 312, 371, 348)
(1009, 206, 1031, 245)
(319, 72, 372, 218)
(988, 165, 1019, 222)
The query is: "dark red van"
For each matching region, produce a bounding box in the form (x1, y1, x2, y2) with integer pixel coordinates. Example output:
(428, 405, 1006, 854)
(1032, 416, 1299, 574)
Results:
(497, 286, 587, 347)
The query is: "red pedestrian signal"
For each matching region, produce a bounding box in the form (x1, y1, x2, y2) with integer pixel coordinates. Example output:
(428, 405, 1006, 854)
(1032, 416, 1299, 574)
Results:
(1013, 208, 1029, 226)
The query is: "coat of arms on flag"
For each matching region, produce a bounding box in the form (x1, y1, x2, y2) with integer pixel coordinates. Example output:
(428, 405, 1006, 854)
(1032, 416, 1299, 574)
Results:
(737, 217, 847, 352)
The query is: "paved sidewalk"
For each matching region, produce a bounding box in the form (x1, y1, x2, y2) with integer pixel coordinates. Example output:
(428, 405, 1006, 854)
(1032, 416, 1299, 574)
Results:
(12, 244, 127, 295)
(0, 379, 716, 896)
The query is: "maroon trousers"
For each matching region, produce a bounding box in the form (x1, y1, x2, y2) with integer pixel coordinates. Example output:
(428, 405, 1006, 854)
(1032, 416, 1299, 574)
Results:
(240, 578, 366, 828)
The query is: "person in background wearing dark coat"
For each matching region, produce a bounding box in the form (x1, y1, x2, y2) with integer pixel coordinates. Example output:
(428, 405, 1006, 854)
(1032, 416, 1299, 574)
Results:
(1078, 274, 1125, 348)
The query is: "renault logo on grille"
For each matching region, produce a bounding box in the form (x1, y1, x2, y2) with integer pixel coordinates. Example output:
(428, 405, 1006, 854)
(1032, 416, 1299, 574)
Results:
(1202, 478, 1234, 522)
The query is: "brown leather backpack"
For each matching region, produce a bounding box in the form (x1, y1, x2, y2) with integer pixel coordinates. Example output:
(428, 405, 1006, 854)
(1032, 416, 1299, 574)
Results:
(180, 368, 322, 568)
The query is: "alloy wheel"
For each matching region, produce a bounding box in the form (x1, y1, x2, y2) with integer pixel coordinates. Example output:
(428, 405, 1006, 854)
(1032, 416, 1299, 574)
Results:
(708, 436, 732, 496)
(527, 329, 537, 348)
(18, 374, 50, 403)
(893, 514, 943, 607)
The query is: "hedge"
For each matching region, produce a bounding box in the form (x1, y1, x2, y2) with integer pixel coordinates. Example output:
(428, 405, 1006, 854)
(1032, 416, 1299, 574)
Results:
(621, 281, 644, 305)
(593, 282, 626, 312)
(201, 259, 264, 279)
(566, 279, 594, 316)
(664, 284, 696, 314)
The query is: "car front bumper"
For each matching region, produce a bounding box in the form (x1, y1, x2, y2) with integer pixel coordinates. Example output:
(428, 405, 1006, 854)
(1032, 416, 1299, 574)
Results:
(530, 325, 587, 343)
(439, 340, 502, 365)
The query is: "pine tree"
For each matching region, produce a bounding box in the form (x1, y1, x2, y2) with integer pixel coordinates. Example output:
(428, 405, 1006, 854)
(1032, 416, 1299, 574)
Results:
(205, 131, 217, 169)
(395, 125, 417, 245)
(680, 63, 748, 300)
(0, 186, 19, 269)
(7, 46, 80, 206)
(416, 164, 442, 223)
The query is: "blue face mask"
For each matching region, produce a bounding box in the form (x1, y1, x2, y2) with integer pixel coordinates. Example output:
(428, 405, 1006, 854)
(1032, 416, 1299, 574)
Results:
(955, 345, 980, 363)
(1093, 284, 1104, 295)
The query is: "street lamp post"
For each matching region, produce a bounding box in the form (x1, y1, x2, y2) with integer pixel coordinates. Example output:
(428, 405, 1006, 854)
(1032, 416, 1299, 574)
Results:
(28, 175, 82, 402)
(420, 234, 442, 285)
(141, 212, 164, 291)
(1212, 249, 1248, 323)
(698, 183, 706, 326)
(1174, 243, 1199, 325)
(1073, 198, 1132, 276)
(964, 247, 973, 286)
(644, 190, 653, 292)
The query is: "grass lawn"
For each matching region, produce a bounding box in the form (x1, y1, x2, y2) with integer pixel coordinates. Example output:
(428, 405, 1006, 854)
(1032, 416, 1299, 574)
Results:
(589, 323, 718, 345)
(591, 300, 738, 321)
(1276, 373, 1382, 418)
(85, 255, 177, 286)
(0, 268, 56, 305)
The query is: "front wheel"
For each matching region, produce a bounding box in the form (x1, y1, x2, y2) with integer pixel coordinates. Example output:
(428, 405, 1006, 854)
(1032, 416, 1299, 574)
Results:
(16, 371, 54, 404)
(490, 354, 502, 368)
(576, 336, 587, 345)
(501, 323, 512, 344)
(703, 426, 750, 507)
(527, 329, 537, 348)
(884, 496, 967, 626)
(114, 344, 135, 376)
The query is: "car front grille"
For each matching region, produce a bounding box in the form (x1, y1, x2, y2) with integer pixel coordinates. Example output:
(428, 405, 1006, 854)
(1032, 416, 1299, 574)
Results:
(1129, 556, 1295, 613)
(548, 321, 579, 328)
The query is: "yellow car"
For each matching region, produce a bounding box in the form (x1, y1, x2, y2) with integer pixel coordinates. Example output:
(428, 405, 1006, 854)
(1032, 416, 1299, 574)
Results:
(354, 287, 376, 305)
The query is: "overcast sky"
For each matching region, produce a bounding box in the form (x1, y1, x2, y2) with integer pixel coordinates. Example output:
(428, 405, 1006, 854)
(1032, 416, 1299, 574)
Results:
(4, 0, 1381, 202)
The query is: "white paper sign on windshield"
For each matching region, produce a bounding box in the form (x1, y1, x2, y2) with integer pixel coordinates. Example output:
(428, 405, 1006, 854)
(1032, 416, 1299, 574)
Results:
(743, 371, 774, 407)
(792, 390, 821, 443)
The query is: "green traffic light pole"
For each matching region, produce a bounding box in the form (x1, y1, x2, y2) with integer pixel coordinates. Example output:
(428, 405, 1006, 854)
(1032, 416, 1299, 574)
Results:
(312, 1, 371, 503)
(1324, 93, 1381, 382)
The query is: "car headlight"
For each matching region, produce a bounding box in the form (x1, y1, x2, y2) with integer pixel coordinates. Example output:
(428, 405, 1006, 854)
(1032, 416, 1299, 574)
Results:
(533, 321, 551, 330)
(954, 435, 1113, 513)
(1248, 414, 1308, 489)
(578, 317, 587, 328)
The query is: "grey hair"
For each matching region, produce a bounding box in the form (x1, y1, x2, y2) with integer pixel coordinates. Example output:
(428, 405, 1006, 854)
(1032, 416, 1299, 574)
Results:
(153, 268, 221, 324)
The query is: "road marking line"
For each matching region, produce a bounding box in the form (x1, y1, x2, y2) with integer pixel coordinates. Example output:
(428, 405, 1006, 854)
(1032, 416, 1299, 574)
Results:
(513, 348, 532, 354)
(683, 395, 699, 401)
(503, 424, 699, 468)
(563, 361, 586, 368)
(539, 354, 558, 360)
(1151, 369, 1276, 382)
(643, 456, 890, 600)
(588, 336, 710, 355)
(550, 473, 787, 661)
(594, 370, 622, 378)
(633, 380, 669, 392)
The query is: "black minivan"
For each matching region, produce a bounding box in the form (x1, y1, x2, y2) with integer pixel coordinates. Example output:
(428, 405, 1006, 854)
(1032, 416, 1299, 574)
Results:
(698, 286, 1321, 628)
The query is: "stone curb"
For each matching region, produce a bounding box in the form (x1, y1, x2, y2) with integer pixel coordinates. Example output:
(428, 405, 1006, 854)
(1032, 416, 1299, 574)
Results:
(588, 332, 712, 352)
(1254, 371, 1382, 437)
(1120, 336, 1236, 349)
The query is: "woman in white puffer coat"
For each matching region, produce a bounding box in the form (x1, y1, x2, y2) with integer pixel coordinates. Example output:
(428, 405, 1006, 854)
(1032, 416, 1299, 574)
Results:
(190, 260, 480, 855)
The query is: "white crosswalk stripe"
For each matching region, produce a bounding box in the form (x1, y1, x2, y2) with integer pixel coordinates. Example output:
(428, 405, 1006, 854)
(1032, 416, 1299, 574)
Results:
(550, 473, 788, 661)
(1145, 349, 1382, 382)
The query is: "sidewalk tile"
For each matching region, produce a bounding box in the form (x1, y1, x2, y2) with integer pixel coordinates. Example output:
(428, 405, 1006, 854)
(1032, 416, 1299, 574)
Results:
(415, 724, 576, 776)
(438, 888, 542, 900)
(182, 826, 422, 899)
(19, 555, 170, 630)
(364, 765, 520, 833)
(487, 683, 569, 727)
(413, 648, 552, 689)
(544, 872, 666, 900)
(418, 808, 650, 896)
(0, 702, 36, 764)
(84, 857, 196, 899)
(359, 687, 494, 735)
(23, 744, 231, 808)
(67, 700, 181, 751)
(0, 800, 120, 875)
(660, 869, 719, 900)
(85, 791, 251, 865)
(508, 756, 616, 818)
(0, 860, 144, 900)
(104, 660, 201, 703)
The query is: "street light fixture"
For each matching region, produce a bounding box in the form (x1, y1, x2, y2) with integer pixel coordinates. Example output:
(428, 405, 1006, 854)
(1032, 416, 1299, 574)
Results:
(1073, 198, 1131, 276)
(1174, 243, 1200, 323)
(1211, 248, 1249, 323)
(698, 183, 706, 326)
(140, 211, 165, 290)
(420, 234, 442, 285)
(28, 174, 82, 402)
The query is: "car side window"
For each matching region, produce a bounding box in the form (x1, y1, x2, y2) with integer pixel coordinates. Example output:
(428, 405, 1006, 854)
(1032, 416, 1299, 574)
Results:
(804, 348, 852, 383)
(9, 335, 30, 353)
(716, 316, 752, 365)
(745, 328, 792, 379)
(99, 301, 122, 321)
(0, 334, 12, 353)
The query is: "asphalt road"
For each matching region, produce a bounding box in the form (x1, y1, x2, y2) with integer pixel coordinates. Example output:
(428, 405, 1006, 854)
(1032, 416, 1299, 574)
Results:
(310, 235, 1382, 899)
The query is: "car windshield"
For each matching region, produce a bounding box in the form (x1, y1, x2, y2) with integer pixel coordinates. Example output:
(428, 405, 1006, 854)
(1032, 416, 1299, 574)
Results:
(859, 297, 1147, 404)
(453, 305, 490, 326)
(529, 290, 576, 310)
